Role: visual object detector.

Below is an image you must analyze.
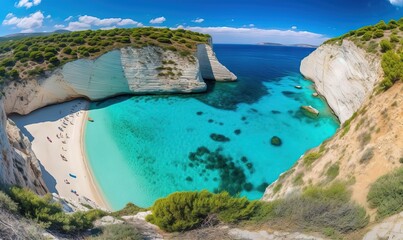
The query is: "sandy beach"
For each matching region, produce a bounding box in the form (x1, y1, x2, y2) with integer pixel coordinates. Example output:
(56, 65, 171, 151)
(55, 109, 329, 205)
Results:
(11, 99, 109, 210)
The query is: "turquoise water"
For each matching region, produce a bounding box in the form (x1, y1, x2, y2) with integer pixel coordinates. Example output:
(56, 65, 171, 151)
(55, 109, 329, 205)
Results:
(85, 45, 339, 210)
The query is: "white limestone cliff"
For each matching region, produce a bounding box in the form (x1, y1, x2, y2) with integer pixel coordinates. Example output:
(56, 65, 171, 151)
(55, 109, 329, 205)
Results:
(197, 44, 237, 81)
(300, 40, 381, 123)
(3, 44, 235, 115)
(0, 98, 47, 194)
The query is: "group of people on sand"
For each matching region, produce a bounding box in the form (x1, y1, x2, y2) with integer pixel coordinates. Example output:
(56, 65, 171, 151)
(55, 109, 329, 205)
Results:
(49, 101, 86, 199)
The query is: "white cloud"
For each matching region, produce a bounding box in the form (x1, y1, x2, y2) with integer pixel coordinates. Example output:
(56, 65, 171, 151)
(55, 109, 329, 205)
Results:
(15, 0, 41, 9)
(54, 24, 65, 29)
(46, 15, 51, 19)
(64, 16, 73, 22)
(179, 26, 328, 45)
(389, 0, 403, 6)
(150, 16, 166, 24)
(2, 11, 44, 32)
(192, 18, 204, 23)
(243, 24, 255, 27)
(65, 15, 142, 31)
(291, 26, 297, 30)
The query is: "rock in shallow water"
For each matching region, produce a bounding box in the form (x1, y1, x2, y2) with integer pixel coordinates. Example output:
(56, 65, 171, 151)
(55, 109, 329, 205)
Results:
(210, 133, 230, 142)
(270, 136, 282, 146)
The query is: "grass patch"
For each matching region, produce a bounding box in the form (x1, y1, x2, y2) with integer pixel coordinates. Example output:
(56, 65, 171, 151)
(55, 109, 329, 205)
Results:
(303, 152, 322, 166)
(326, 163, 340, 181)
(89, 224, 142, 240)
(293, 172, 304, 186)
(367, 167, 403, 219)
(272, 183, 282, 194)
(254, 182, 368, 234)
(111, 202, 145, 218)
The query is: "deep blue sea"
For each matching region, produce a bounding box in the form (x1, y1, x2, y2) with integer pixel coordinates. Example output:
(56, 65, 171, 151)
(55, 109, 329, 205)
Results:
(85, 44, 339, 210)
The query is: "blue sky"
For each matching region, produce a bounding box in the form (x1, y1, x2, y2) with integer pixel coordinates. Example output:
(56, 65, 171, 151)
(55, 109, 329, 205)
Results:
(1, 0, 402, 44)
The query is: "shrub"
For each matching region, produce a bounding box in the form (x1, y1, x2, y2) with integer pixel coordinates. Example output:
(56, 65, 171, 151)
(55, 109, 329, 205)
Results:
(360, 147, 374, 164)
(256, 183, 368, 233)
(361, 32, 372, 41)
(49, 56, 60, 66)
(146, 190, 259, 232)
(373, 30, 384, 38)
(380, 39, 392, 53)
(62, 47, 72, 54)
(293, 172, 304, 186)
(8, 69, 19, 79)
(29, 51, 44, 62)
(8, 187, 101, 233)
(0, 190, 18, 212)
(89, 224, 142, 240)
(303, 152, 322, 166)
(381, 50, 403, 90)
(0, 67, 5, 77)
(390, 35, 399, 43)
(326, 163, 340, 181)
(111, 202, 144, 217)
(367, 167, 403, 219)
(157, 37, 171, 44)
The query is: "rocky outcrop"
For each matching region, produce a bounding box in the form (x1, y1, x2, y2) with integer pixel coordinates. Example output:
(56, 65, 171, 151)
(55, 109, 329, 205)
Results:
(0, 98, 47, 194)
(363, 211, 403, 240)
(300, 40, 381, 123)
(197, 44, 237, 81)
(3, 44, 235, 115)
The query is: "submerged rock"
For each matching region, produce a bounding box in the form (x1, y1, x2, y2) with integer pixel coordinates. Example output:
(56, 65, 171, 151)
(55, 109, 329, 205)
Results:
(210, 133, 230, 142)
(270, 136, 282, 146)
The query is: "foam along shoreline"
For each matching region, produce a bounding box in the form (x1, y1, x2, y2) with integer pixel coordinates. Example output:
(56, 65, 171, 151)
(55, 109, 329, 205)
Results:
(11, 99, 110, 210)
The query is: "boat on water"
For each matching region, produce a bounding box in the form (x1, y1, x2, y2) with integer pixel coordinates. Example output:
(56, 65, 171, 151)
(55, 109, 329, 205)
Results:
(88, 117, 94, 122)
(301, 105, 320, 116)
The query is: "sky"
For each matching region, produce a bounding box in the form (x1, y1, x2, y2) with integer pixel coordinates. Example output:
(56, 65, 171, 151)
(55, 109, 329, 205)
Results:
(0, 0, 402, 45)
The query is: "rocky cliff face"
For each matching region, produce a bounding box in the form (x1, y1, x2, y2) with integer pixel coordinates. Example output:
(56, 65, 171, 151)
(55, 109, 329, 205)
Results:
(0, 44, 235, 194)
(300, 40, 381, 123)
(264, 40, 402, 223)
(0, 97, 47, 194)
(3, 44, 235, 115)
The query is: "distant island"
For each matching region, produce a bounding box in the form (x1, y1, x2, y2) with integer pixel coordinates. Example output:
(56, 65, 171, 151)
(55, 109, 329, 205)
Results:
(257, 42, 318, 48)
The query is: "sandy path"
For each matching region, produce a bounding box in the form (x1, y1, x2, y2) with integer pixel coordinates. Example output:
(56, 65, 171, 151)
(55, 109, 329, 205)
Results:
(11, 99, 110, 210)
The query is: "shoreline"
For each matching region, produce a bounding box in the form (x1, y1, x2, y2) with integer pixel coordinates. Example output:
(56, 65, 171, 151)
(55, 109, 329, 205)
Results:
(11, 99, 111, 211)
(80, 105, 111, 210)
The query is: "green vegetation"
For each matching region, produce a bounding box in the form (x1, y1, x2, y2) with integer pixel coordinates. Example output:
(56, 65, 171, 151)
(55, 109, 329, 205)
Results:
(8, 187, 106, 234)
(89, 224, 142, 240)
(146, 184, 368, 235)
(326, 163, 340, 181)
(111, 202, 145, 218)
(324, 18, 403, 92)
(146, 190, 259, 232)
(0, 27, 210, 84)
(0, 190, 18, 212)
(254, 182, 368, 235)
(380, 49, 403, 90)
(303, 151, 322, 166)
(367, 167, 403, 219)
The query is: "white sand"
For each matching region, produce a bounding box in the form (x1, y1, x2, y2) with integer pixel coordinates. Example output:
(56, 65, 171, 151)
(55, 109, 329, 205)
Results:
(11, 99, 109, 210)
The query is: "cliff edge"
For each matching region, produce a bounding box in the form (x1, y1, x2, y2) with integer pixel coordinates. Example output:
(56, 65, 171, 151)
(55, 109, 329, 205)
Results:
(300, 40, 381, 123)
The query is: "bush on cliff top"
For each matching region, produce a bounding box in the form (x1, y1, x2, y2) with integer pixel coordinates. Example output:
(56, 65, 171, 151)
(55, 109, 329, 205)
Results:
(367, 167, 403, 219)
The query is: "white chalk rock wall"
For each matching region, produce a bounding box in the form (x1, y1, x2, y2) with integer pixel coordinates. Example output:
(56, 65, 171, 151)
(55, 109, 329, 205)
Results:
(197, 44, 237, 81)
(0, 98, 47, 194)
(300, 40, 381, 123)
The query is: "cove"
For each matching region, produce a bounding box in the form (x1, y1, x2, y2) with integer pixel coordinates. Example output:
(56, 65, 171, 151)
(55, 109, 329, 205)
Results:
(85, 44, 339, 210)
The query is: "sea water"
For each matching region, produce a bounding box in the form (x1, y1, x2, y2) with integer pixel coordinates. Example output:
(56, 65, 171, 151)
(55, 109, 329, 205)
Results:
(85, 44, 339, 210)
